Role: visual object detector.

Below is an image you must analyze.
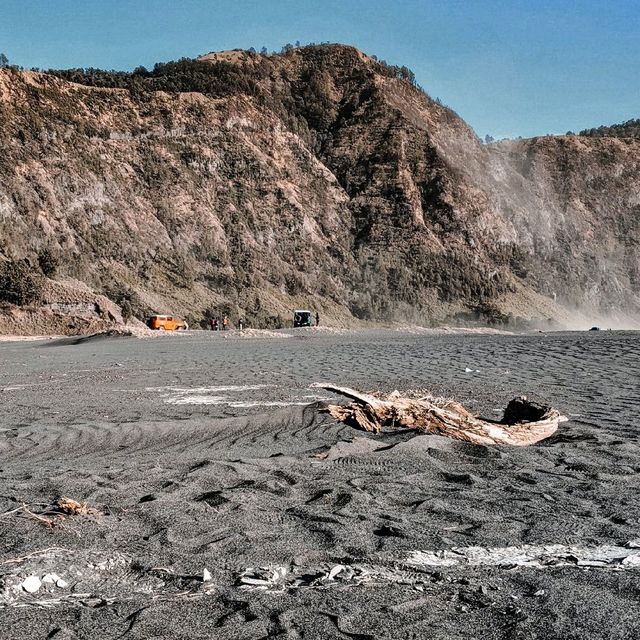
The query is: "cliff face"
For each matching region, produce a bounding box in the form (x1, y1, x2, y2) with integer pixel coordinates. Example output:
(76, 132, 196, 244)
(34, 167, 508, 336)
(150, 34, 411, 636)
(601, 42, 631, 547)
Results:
(0, 45, 638, 332)
(484, 136, 640, 313)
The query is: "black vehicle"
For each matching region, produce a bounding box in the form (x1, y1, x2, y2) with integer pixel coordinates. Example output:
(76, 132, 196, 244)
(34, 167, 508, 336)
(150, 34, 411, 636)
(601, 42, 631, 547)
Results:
(293, 310, 312, 327)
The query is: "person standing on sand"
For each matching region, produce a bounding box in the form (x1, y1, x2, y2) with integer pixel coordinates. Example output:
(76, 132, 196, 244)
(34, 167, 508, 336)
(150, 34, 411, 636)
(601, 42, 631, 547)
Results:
(315, 311, 320, 326)
(223, 316, 228, 331)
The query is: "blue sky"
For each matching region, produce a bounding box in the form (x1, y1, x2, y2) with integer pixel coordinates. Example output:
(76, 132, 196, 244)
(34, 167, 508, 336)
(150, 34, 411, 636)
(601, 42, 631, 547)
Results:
(1, 0, 638, 138)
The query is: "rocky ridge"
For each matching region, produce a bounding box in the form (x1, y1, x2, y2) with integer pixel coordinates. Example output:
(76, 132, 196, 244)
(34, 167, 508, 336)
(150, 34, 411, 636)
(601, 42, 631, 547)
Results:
(0, 45, 638, 333)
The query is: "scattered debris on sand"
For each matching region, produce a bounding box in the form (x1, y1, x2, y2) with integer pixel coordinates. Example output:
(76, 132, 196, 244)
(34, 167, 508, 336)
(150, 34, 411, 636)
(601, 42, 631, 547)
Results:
(55, 497, 100, 516)
(1, 503, 60, 529)
(237, 564, 373, 592)
(406, 543, 640, 569)
(0, 498, 100, 531)
(313, 383, 567, 446)
(4, 542, 639, 609)
(237, 542, 640, 593)
(222, 328, 293, 339)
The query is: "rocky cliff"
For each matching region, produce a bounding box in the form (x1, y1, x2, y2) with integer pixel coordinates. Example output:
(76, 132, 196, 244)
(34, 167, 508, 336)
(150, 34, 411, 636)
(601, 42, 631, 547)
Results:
(0, 45, 638, 333)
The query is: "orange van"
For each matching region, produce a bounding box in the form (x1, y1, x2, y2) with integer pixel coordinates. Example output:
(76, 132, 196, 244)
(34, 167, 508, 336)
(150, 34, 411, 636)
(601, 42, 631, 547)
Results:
(147, 315, 188, 331)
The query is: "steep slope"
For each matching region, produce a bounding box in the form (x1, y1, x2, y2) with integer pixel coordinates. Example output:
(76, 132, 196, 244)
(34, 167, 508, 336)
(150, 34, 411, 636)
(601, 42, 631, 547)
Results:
(485, 136, 640, 313)
(0, 65, 357, 330)
(0, 45, 638, 333)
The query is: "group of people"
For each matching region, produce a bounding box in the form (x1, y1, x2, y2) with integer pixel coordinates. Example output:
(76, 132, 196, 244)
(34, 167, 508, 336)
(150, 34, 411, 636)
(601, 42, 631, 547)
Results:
(209, 316, 233, 331)
(209, 311, 320, 331)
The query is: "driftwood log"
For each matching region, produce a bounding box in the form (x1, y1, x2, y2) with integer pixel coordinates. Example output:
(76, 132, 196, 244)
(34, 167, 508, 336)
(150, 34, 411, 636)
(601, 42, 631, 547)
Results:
(312, 383, 567, 446)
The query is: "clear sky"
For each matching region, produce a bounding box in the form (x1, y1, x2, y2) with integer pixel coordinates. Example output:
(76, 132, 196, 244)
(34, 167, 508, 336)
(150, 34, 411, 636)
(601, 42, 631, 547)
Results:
(1, 0, 638, 138)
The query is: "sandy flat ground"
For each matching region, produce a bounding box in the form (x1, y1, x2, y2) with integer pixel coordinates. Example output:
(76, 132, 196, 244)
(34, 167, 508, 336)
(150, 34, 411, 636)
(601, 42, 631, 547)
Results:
(0, 329, 639, 639)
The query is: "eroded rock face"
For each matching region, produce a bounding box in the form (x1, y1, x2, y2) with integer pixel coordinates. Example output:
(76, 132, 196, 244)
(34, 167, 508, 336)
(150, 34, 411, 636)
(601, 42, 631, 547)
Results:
(0, 45, 638, 332)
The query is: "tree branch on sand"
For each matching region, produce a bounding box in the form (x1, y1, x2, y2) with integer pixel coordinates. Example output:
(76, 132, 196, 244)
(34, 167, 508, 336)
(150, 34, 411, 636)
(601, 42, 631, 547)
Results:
(311, 383, 567, 446)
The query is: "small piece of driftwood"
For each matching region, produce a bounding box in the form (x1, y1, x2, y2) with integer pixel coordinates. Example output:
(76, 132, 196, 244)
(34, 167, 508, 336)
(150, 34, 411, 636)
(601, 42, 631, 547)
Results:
(312, 383, 567, 446)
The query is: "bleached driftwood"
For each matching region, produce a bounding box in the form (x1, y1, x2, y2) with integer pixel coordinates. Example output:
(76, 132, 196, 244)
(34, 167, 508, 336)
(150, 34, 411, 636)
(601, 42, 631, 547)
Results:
(312, 383, 567, 446)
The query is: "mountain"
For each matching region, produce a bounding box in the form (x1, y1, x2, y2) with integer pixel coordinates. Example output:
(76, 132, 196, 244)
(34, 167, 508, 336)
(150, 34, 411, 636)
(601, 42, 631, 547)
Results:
(0, 44, 638, 334)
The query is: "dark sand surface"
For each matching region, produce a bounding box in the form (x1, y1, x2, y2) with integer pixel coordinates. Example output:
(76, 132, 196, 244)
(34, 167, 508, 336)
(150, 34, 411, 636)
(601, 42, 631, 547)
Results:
(1, 329, 639, 639)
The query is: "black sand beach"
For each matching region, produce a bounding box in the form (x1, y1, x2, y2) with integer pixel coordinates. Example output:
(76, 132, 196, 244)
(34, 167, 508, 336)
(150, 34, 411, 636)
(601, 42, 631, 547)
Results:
(1, 329, 639, 639)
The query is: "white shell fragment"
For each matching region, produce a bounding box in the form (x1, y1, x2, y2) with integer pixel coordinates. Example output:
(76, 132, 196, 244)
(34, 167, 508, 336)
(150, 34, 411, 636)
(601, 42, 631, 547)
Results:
(202, 569, 212, 582)
(238, 566, 289, 590)
(21, 576, 42, 593)
(271, 567, 287, 582)
(41, 573, 69, 588)
(327, 564, 345, 580)
(240, 576, 273, 586)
